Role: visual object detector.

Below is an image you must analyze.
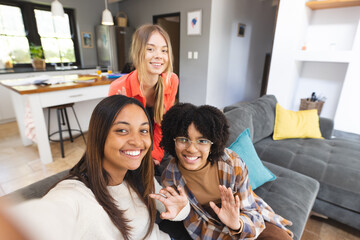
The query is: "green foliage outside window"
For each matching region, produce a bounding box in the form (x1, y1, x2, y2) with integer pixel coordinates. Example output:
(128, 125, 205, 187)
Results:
(29, 44, 44, 60)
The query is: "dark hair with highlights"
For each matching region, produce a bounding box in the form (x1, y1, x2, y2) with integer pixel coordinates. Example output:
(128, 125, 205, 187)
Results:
(160, 103, 229, 164)
(66, 95, 156, 240)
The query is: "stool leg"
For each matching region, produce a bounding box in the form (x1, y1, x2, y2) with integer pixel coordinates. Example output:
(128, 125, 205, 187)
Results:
(57, 109, 65, 158)
(60, 108, 66, 126)
(71, 106, 86, 144)
(48, 108, 51, 141)
(63, 108, 73, 142)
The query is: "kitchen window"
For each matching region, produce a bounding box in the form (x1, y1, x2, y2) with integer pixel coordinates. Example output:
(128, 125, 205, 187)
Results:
(0, 0, 80, 68)
(0, 4, 31, 64)
(34, 9, 76, 63)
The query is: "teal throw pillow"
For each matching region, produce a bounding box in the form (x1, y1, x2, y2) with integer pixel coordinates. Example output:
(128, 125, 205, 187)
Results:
(228, 128, 276, 190)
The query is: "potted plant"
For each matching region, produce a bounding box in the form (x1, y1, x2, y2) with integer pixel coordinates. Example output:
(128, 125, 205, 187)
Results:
(30, 44, 46, 70)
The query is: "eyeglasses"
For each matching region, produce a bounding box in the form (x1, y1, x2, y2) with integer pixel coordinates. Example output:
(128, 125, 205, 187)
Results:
(174, 137, 213, 150)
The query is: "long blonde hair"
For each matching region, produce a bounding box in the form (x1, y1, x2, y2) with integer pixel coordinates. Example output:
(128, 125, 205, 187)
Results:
(130, 24, 174, 124)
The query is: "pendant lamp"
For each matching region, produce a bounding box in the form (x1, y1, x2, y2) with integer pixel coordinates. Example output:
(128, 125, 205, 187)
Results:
(102, 0, 114, 25)
(51, 0, 64, 17)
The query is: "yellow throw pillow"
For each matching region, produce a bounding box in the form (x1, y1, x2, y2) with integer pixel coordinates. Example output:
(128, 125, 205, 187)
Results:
(273, 103, 323, 140)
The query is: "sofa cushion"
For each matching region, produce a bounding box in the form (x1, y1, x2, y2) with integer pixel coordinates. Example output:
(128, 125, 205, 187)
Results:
(225, 107, 254, 146)
(2, 170, 69, 202)
(224, 95, 277, 144)
(255, 161, 319, 240)
(273, 104, 323, 140)
(229, 128, 276, 190)
(255, 137, 360, 214)
(318, 117, 334, 140)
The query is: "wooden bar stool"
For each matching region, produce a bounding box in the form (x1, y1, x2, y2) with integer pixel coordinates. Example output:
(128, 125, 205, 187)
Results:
(47, 103, 86, 158)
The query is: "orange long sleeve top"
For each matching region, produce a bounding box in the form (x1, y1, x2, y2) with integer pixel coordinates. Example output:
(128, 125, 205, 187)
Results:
(108, 70, 179, 162)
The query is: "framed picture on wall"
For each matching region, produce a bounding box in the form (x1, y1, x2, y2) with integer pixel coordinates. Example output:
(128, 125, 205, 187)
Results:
(81, 32, 93, 48)
(187, 10, 202, 36)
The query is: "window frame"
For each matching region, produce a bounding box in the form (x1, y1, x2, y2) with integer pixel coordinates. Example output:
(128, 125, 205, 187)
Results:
(0, 0, 81, 68)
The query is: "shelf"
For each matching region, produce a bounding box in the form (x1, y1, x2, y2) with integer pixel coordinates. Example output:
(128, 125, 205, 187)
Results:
(306, 0, 360, 10)
(294, 50, 353, 63)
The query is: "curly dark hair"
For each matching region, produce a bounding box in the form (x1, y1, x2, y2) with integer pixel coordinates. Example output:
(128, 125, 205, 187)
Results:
(160, 103, 229, 164)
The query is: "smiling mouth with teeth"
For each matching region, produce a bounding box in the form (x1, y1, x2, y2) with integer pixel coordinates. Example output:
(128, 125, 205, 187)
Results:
(122, 150, 141, 157)
(184, 156, 199, 161)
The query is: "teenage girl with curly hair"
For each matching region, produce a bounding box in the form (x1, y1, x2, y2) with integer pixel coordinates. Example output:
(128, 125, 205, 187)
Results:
(160, 103, 293, 240)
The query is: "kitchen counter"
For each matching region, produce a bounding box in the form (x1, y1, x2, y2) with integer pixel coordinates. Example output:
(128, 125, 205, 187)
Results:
(1, 74, 112, 95)
(0, 68, 101, 124)
(0, 66, 95, 75)
(0, 74, 112, 164)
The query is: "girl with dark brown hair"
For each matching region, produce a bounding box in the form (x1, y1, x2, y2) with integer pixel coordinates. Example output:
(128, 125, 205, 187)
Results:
(4, 95, 189, 240)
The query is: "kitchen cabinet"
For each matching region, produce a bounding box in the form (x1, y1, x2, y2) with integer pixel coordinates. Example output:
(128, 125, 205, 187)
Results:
(0, 86, 15, 124)
(0, 73, 111, 164)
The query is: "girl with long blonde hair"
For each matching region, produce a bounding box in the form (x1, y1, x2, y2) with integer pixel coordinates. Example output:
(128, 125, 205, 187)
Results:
(109, 24, 179, 170)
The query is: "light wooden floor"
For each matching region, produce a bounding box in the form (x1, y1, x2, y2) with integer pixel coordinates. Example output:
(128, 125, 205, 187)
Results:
(0, 121, 359, 240)
(0, 121, 84, 196)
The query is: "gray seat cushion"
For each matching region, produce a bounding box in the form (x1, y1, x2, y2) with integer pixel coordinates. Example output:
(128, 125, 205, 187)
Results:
(255, 161, 319, 240)
(255, 137, 360, 214)
(313, 198, 360, 231)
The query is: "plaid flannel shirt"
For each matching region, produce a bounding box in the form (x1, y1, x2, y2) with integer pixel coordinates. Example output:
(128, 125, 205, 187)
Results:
(162, 148, 293, 240)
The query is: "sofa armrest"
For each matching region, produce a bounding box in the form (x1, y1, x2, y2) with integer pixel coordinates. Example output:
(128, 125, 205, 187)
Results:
(319, 117, 334, 139)
(1, 170, 69, 203)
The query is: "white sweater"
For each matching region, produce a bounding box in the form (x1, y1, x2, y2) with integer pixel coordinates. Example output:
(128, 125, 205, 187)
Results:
(8, 179, 189, 240)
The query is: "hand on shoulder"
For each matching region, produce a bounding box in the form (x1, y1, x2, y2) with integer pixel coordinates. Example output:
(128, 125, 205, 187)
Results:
(116, 87, 127, 96)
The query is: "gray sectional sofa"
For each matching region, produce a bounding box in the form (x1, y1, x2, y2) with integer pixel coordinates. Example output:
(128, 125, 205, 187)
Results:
(224, 94, 360, 231)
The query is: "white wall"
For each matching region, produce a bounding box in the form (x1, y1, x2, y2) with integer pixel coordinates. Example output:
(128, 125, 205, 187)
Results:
(207, 0, 277, 109)
(295, 6, 359, 120)
(305, 8, 358, 51)
(268, 0, 360, 134)
(334, 16, 360, 134)
(293, 62, 347, 119)
(267, 0, 309, 109)
(206, 0, 232, 107)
